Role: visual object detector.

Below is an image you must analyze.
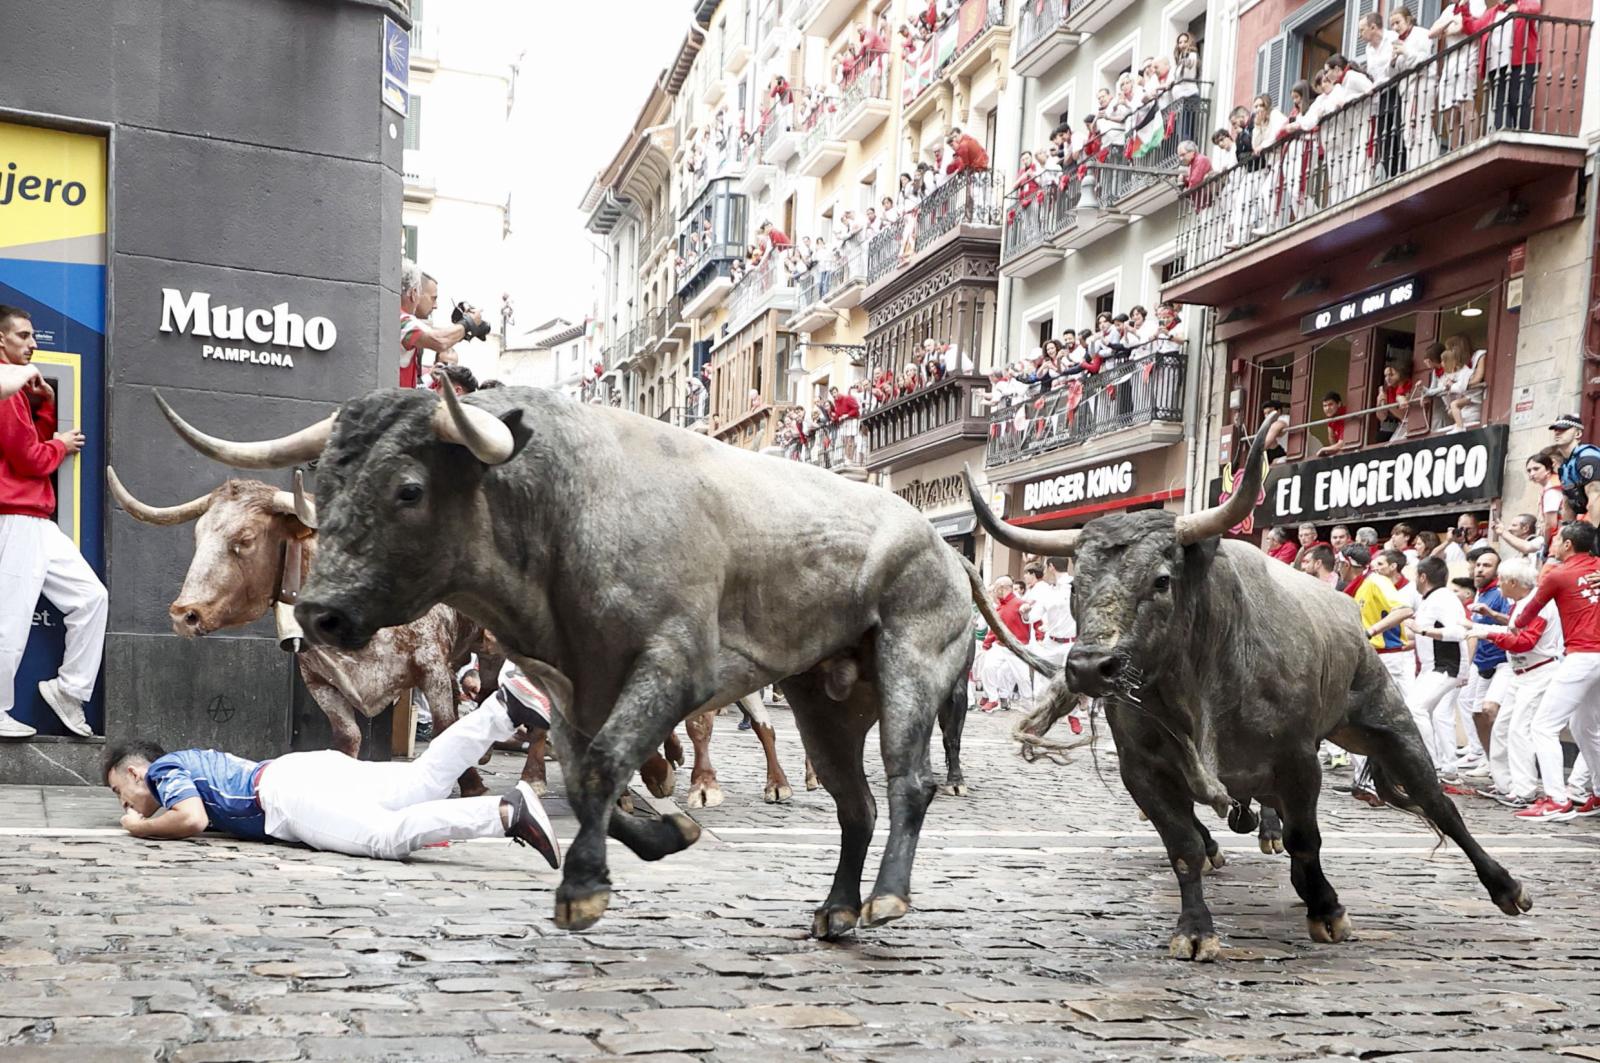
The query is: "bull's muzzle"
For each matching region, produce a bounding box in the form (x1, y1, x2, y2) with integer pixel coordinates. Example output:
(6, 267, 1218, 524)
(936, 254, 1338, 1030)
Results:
(170, 602, 211, 637)
(1065, 646, 1124, 696)
(295, 598, 373, 651)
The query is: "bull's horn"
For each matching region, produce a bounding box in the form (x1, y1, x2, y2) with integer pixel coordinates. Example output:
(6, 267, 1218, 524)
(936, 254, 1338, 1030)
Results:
(290, 468, 317, 528)
(1174, 418, 1276, 546)
(155, 391, 336, 470)
(962, 464, 1080, 557)
(106, 466, 213, 525)
(432, 381, 514, 464)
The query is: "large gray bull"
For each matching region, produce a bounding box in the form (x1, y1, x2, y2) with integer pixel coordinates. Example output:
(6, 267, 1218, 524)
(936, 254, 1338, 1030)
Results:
(156, 384, 1034, 936)
(967, 422, 1530, 960)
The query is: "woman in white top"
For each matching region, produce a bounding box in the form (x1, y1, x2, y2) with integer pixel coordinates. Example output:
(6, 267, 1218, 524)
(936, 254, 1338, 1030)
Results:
(1323, 54, 1377, 203)
(1430, 341, 1474, 431)
(1444, 334, 1487, 428)
(1431, 0, 1484, 151)
(1276, 78, 1326, 227)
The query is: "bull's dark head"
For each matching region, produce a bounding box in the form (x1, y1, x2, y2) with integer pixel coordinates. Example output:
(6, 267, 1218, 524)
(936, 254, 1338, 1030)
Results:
(152, 386, 529, 650)
(966, 421, 1271, 698)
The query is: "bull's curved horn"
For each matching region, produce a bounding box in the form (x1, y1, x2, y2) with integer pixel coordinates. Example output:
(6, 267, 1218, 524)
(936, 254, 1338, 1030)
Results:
(290, 468, 317, 528)
(1174, 419, 1276, 546)
(962, 464, 1080, 557)
(155, 391, 336, 470)
(431, 382, 514, 464)
(106, 466, 213, 526)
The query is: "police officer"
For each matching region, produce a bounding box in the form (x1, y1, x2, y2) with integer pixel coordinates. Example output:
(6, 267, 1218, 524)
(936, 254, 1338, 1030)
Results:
(1550, 414, 1600, 525)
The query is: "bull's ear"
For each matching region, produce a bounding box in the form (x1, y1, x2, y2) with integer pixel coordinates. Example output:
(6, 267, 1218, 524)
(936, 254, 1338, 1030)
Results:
(500, 408, 532, 461)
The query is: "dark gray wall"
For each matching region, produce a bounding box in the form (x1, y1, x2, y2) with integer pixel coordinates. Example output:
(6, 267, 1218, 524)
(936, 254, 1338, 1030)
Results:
(4, 0, 407, 763)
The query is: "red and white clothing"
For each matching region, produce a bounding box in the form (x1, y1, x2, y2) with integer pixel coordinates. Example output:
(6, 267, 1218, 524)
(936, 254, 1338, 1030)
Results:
(0, 389, 107, 720)
(1509, 553, 1600, 802)
(399, 311, 425, 389)
(1479, 598, 1562, 800)
(981, 591, 1031, 703)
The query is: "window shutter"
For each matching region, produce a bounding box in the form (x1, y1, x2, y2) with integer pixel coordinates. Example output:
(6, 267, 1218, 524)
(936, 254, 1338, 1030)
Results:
(403, 96, 422, 150)
(1347, 0, 1381, 59)
(1416, 0, 1444, 34)
(1254, 34, 1288, 111)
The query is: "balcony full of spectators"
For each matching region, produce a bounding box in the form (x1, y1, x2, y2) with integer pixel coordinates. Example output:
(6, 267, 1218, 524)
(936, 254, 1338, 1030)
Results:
(716, 400, 800, 453)
(1167, 13, 1589, 307)
(985, 303, 1190, 469)
(902, 0, 1010, 121)
(867, 166, 1007, 286)
(860, 370, 991, 472)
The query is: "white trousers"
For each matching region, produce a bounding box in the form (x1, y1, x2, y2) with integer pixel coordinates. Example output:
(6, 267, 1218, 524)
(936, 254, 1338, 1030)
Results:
(1527, 652, 1600, 805)
(0, 514, 107, 714)
(1489, 662, 1555, 800)
(1032, 637, 1071, 698)
(1407, 669, 1461, 771)
(980, 645, 1029, 702)
(259, 698, 517, 859)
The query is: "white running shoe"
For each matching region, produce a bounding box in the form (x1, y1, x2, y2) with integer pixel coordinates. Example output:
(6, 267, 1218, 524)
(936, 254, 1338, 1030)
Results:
(0, 711, 36, 738)
(38, 679, 93, 738)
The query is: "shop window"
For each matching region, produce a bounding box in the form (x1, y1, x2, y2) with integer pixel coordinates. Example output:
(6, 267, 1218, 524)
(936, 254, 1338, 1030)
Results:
(1308, 337, 1353, 454)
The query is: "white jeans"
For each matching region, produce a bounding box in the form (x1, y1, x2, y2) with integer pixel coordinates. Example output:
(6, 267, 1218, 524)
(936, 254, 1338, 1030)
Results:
(1032, 637, 1071, 699)
(980, 645, 1029, 702)
(259, 699, 517, 859)
(1408, 669, 1462, 771)
(1489, 661, 1555, 799)
(1527, 652, 1600, 805)
(0, 514, 107, 714)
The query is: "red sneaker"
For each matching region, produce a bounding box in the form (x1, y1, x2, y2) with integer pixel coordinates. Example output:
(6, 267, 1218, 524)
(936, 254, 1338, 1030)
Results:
(1067, 716, 1083, 736)
(979, 699, 999, 714)
(1514, 796, 1576, 821)
(1569, 794, 1600, 818)
(1441, 782, 1477, 797)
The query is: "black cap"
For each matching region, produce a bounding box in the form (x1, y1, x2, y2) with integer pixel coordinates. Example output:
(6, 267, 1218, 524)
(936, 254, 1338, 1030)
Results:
(1550, 413, 1583, 431)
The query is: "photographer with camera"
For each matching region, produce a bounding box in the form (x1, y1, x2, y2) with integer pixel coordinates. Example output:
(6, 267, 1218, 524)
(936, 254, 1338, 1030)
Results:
(398, 258, 491, 390)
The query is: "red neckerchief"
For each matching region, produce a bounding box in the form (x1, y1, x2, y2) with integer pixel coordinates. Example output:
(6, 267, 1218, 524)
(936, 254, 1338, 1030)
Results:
(1343, 572, 1367, 598)
(1335, 68, 1347, 84)
(1394, 574, 1411, 590)
(1398, 27, 1413, 39)
(1479, 579, 1499, 594)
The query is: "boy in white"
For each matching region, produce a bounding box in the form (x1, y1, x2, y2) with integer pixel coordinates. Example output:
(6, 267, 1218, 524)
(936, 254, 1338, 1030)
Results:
(1404, 556, 1474, 771)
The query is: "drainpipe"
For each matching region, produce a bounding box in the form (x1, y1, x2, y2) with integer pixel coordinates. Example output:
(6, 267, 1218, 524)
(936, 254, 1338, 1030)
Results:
(995, 73, 1031, 372)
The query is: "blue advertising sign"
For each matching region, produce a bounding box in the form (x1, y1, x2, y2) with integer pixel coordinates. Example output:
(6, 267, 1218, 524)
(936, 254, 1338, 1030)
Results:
(382, 16, 410, 117)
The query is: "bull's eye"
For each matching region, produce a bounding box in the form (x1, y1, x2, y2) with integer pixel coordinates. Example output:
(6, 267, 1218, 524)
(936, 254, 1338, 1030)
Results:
(1152, 574, 1172, 593)
(396, 483, 424, 506)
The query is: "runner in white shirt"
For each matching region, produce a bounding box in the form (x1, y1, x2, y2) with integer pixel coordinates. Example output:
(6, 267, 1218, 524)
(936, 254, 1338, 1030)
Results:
(1034, 556, 1087, 735)
(1404, 556, 1473, 771)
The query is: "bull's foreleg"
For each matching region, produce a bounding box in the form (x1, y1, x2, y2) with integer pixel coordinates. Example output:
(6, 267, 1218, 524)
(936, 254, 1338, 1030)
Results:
(301, 675, 363, 758)
(781, 671, 876, 940)
(938, 663, 970, 797)
(551, 660, 706, 932)
(1274, 763, 1350, 945)
(740, 695, 792, 804)
(683, 708, 724, 809)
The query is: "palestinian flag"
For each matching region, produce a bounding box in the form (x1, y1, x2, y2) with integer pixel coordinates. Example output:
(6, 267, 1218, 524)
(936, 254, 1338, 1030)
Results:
(1125, 100, 1165, 160)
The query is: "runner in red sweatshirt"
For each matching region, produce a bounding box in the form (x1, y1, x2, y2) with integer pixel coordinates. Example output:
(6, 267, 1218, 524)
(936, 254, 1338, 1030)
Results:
(0, 305, 105, 739)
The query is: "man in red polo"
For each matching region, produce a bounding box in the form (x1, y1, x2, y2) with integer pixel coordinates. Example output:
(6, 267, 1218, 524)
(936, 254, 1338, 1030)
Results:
(979, 576, 1030, 712)
(944, 127, 990, 174)
(0, 305, 103, 739)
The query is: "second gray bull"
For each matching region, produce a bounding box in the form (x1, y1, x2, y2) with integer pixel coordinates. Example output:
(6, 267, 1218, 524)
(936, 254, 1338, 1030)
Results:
(156, 384, 1039, 937)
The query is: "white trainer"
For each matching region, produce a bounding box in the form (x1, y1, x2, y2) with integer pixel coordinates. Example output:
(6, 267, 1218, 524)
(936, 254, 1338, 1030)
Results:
(0, 711, 36, 738)
(38, 679, 93, 738)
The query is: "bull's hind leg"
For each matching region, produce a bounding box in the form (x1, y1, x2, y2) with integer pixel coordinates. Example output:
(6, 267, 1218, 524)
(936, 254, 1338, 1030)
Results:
(860, 634, 958, 928)
(779, 671, 877, 940)
(938, 662, 970, 797)
(1329, 661, 1532, 918)
(740, 694, 793, 804)
(1273, 757, 1351, 944)
(683, 709, 724, 809)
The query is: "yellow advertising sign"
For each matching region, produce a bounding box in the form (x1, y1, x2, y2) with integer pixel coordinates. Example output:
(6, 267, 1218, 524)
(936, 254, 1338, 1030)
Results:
(0, 120, 107, 249)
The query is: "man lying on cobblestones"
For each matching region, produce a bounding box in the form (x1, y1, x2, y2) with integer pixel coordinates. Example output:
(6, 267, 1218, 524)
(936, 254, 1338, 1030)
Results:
(100, 684, 560, 865)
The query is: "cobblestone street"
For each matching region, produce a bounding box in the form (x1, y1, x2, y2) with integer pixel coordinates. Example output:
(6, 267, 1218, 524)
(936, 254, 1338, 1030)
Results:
(2, 708, 1599, 1062)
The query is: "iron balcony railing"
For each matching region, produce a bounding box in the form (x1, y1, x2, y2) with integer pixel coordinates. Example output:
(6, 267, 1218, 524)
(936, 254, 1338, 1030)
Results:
(801, 231, 870, 303)
(799, 54, 888, 161)
(985, 350, 1186, 466)
(1000, 173, 1080, 262)
(727, 257, 793, 324)
(1174, 14, 1587, 278)
(759, 101, 796, 154)
(866, 216, 907, 283)
(908, 0, 1008, 105)
(914, 168, 1007, 254)
(1014, 0, 1068, 61)
(791, 423, 867, 470)
(861, 373, 991, 463)
(644, 307, 668, 347)
(656, 406, 688, 427)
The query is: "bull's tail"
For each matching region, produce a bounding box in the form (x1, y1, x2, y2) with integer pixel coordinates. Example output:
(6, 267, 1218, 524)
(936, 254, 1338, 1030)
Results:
(959, 556, 1056, 678)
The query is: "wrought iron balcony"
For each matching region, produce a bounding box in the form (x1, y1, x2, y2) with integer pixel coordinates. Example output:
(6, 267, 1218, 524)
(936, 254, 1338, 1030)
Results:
(726, 258, 800, 330)
(904, 0, 1008, 107)
(1000, 178, 1078, 274)
(1168, 14, 1588, 305)
(715, 402, 799, 452)
(860, 373, 992, 471)
(985, 351, 1186, 468)
(866, 170, 1006, 285)
(1012, 0, 1080, 77)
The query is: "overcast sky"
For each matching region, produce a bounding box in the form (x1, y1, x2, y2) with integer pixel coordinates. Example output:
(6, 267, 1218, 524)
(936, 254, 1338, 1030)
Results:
(500, 2, 693, 329)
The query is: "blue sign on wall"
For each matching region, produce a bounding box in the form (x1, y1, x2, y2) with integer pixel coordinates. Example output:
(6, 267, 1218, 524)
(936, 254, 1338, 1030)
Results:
(382, 16, 410, 117)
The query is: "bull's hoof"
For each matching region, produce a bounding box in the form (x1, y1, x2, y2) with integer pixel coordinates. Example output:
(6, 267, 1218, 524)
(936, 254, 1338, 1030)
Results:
(522, 778, 547, 797)
(1136, 807, 1149, 822)
(684, 781, 724, 809)
(764, 782, 792, 804)
(553, 887, 611, 931)
(1205, 849, 1227, 873)
(667, 812, 702, 848)
(1495, 883, 1533, 916)
(859, 893, 909, 928)
(811, 904, 859, 940)
(1259, 832, 1285, 855)
(1168, 931, 1222, 962)
(804, 760, 819, 791)
(1307, 909, 1353, 944)
(641, 761, 676, 799)
(938, 782, 970, 797)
